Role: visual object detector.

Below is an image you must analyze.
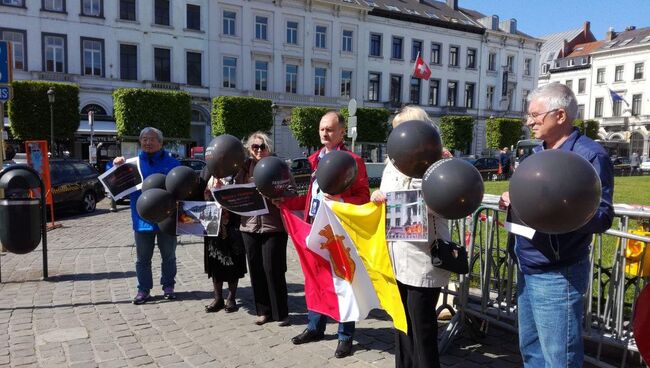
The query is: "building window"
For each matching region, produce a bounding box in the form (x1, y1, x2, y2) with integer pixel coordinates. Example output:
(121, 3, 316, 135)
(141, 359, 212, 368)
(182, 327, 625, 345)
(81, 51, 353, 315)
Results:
(596, 68, 605, 83)
(223, 10, 236, 36)
(81, 0, 101, 17)
(255, 60, 268, 91)
(488, 52, 496, 71)
(119, 0, 135, 20)
(565, 79, 573, 91)
(186, 51, 201, 86)
(222, 56, 236, 88)
(431, 43, 441, 65)
(447, 81, 457, 106)
(466, 48, 476, 69)
(314, 67, 326, 96)
(507, 55, 515, 73)
(81, 38, 103, 76)
(578, 78, 586, 94)
(449, 46, 459, 67)
(43, 33, 66, 73)
(521, 89, 529, 113)
(43, 0, 65, 12)
(486, 85, 495, 110)
(315, 25, 327, 49)
(615, 65, 624, 82)
(594, 97, 603, 118)
(342, 30, 353, 52)
(634, 63, 644, 80)
(255, 16, 268, 40)
(0, 29, 26, 70)
(369, 33, 382, 57)
(368, 72, 380, 102)
(541, 63, 549, 74)
(409, 77, 420, 104)
(186, 4, 200, 30)
(341, 70, 352, 98)
(1, 0, 24, 7)
(577, 104, 584, 119)
(612, 100, 622, 117)
(524, 58, 532, 76)
(286, 21, 298, 45)
(411, 40, 422, 62)
(285, 64, 297, 93)
(154, 47, 170, 82)
(632, 94, 642, 116)
(390, 74, 402, 105)
(119, 44, 137, 80)
(464, 82, 475, 108)
(428, 79, 439, 106)
(154, 0, 169, 26)
(391, 37, 403, 60)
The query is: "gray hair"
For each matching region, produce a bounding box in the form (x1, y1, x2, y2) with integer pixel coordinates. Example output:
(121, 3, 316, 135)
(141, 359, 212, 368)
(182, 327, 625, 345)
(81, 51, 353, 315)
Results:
(245, 131, 274, 155)
(527, 82, 578, 122)
(139, 127, 163, 143)
(393, 105, 436, 128)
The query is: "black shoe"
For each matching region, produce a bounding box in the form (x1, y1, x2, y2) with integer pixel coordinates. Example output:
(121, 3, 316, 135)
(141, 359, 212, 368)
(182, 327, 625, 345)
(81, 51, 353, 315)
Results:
(291, 329, 324, 345)
(335, 340, 353, 358)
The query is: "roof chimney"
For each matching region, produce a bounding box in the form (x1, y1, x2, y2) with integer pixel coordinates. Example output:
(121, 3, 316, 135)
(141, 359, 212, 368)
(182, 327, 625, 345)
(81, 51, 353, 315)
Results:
(583, 21, 590, 38)
(446, 0, 458, 10)
(606, 27, 616, 41)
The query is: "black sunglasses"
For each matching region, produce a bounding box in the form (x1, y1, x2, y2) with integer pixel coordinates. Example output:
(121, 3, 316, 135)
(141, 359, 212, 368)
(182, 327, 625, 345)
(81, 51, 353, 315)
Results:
(251, 143, 267, 150)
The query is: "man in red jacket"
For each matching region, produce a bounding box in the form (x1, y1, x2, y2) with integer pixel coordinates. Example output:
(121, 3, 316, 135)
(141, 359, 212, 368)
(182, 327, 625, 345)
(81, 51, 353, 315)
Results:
(283, 111, 369, 358)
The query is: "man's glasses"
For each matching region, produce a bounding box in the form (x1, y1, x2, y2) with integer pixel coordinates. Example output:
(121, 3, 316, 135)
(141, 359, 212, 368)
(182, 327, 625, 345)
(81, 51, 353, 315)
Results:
(525, 109, 559, 121)
(251, 143, 267, 151)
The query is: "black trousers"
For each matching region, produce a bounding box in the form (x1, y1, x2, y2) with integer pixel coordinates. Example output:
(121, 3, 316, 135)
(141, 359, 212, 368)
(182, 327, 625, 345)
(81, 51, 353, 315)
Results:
(241, 232, 289, 321)
(395, 280, 442, 368)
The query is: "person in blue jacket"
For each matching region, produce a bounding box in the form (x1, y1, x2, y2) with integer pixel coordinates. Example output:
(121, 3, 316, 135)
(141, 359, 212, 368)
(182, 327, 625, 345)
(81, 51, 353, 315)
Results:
(113, 127, 180, 305)
(104, 160, 118, 212)
(499, 83, 614, 368)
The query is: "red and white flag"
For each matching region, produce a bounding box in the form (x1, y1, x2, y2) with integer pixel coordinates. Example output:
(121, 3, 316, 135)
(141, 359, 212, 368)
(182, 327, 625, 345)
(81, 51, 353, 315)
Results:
(412, 52, 431, 80)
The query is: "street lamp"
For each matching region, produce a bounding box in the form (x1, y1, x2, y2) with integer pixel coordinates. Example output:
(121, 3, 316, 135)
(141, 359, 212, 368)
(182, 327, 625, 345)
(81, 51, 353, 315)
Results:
(47, 87, 56, 156)
(271, 102, 278, 151)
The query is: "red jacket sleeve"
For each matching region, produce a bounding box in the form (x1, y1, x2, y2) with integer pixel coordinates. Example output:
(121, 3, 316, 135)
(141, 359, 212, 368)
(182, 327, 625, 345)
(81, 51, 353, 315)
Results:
(282, 193, 307, 210)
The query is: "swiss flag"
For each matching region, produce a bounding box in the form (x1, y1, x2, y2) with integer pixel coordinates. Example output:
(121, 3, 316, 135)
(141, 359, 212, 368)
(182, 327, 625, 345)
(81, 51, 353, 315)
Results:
(412, 52, 431, 80)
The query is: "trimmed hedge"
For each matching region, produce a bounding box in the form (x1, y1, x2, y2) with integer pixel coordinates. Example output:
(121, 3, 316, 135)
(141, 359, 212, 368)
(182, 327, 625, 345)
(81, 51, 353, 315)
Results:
(486, 117, 523, 149)
(289, 106, 329, 151)
(212, 96, 272, 139)
(439, 115, 474, 153)
(8, 80, 80, 141)
(113, 88, 191, 139)
(573, 119, 599, 140)
(340, 107, 390, 143)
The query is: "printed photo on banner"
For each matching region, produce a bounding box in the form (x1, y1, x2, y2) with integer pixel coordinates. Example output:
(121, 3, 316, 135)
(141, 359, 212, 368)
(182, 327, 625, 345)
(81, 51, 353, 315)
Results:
(177, 201, 221, 236)
(385, 189, 428, 242)
(211, 182, 269, 216)
(98, 157, 142, 200)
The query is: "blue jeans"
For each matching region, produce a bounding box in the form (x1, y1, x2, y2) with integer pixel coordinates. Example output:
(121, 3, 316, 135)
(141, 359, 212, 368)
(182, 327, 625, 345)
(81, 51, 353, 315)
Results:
(517, 258, 590, 368)
(134, 231, 177, 293)
(307, 310, 355, 342)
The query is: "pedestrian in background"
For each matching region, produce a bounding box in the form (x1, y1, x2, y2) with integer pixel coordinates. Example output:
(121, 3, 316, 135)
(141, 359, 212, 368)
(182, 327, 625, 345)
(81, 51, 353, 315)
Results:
(104, 160, 118, 212)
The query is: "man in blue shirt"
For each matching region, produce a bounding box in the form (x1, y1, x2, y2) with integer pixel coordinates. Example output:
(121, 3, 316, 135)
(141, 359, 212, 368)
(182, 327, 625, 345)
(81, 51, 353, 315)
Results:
(499, 83, 614, 367)
(113, 127, 180, 305)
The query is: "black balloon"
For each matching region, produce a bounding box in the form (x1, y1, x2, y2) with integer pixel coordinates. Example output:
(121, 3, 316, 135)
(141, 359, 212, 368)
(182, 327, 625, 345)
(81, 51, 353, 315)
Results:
(509, 150, 601, 234)
(136, 188, 176, 223)
(142, 173, 166, 192)
(422, 158, 484, 219)
(315, 150, 358, 195)
(387, 120, 442, 178)
(205, 134, 246, 178)
(165, 166, 200, 200)
(157, 209, 178, 236)
(253, 156, 293, 198)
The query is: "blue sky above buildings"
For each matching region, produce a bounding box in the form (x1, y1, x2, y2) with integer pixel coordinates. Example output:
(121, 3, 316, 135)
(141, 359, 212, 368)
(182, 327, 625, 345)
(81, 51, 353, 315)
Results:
(459, 0, 649, 39)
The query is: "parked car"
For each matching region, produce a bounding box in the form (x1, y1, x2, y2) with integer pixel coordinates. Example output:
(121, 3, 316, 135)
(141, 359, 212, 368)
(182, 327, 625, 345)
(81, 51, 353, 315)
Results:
(179, 158, 206, 174)
(49, 159, 105, 213)
(289, 157, 311, 193)
(611, 157, 631, 176)
(462, 157, 502, 180)
(641, 157, 650, 173)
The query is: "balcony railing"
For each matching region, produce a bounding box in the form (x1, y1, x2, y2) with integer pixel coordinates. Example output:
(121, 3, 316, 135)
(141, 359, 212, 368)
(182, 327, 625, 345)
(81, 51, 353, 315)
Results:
(247, 90, 345, 106)
(600, 116, 628, 127)
(32, 71, 77, 83)
(146, 81, 181, 90)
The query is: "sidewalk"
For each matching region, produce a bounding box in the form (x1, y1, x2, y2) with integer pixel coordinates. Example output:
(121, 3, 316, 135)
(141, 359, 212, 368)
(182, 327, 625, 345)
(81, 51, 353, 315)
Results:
(0, 201, 523, 368)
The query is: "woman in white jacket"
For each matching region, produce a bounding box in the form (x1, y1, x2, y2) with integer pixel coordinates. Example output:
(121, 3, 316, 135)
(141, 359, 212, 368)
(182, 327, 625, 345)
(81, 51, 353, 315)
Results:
(371, 106, 450, 368)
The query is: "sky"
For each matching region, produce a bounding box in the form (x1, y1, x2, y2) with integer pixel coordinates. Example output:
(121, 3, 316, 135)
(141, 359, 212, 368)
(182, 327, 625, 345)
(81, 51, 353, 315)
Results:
(458, 0, 650, 39)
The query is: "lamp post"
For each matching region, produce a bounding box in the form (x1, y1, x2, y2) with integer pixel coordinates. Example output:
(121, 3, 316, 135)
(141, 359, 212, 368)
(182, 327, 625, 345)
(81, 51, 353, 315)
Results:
(271, 102, 278, 151)
(47, 87, 55, 156)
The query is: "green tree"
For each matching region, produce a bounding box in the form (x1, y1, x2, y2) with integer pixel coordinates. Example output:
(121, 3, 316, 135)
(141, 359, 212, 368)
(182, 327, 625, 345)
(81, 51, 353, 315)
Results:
(486, 117, 523, 149)
(212, 96, 272, 139)
(113, 88, 191, 138)
(438, 115, 474, 153)
(340, 107, 390, 142)
(8, 81, 80, 142)
(573, 119, 599, 140)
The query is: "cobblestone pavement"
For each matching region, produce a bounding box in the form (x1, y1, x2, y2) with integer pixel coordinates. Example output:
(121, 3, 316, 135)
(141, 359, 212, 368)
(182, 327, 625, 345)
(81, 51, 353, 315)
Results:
(0, 201, 524, 368)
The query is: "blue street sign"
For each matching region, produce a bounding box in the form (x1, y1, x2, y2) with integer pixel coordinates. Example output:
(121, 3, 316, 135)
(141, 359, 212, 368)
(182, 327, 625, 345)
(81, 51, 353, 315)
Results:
(0, 41, 12, 84)
(0, 86, 11, 102)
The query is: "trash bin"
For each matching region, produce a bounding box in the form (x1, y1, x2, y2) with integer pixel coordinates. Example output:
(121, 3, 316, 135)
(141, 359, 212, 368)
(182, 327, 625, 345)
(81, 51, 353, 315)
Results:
(0, 166, 43, 254)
